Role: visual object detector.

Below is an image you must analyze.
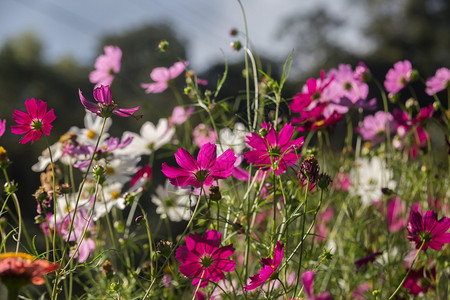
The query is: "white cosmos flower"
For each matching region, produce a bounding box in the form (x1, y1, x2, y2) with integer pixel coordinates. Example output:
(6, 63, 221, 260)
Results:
(350, 157, 396, 205)
(93, 182, 126, 220)
(70, 112, 112, 146)
(102, 156, 141, 184)
(151, 180, 197, 222)
(119, 119, 175, 156)
(217, 122, 247, 155)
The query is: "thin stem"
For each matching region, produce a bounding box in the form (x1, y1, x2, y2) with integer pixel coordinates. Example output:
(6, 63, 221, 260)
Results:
(237, 0, 251, 131)
(388, 241, 425, 299)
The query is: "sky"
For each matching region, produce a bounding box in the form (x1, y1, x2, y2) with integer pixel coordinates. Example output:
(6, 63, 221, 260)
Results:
(0, 0, 368, 73)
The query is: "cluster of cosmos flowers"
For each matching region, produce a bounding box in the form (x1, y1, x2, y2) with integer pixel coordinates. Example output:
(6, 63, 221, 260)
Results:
(0, 42, 448, 300)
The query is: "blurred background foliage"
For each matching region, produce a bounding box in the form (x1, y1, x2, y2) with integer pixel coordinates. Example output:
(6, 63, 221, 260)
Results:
(0, 0, 448, 229)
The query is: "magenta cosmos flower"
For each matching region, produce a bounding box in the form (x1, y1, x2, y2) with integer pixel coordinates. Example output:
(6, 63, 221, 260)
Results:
(11, 98, 56, 144)
(175, 230, 236, 288)
(425, 67, 450, 95)
(384, 60, 413, 94)
(161, 142, 236, 188)
(245, 122, 304, 175)
(244, 241, 284, 291)
(141, 61, 187, 93)
(89, 45, 122, 87)
(301, 270, 333, 300)
(79, 85, 141, 119)
(0, 118, 5, 138)
(406, 209, 450, 251)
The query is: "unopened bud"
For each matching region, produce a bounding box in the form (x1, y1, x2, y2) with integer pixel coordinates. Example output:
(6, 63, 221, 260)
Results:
(230, 40, 242, 51)
(158, 40, 169, 52)
(93, 165, 106, 184)
(318, 173, 332, 190)
(102, 260, 114, 279)
(4, 181, 18, 195)
(410, 69, 419, 81)
(229, 28, 238, 36)
(135, 215, 145, 226)
(259, 128, 268, 137)
(156, 240, 173, 257)
(209, 185, 222, 201)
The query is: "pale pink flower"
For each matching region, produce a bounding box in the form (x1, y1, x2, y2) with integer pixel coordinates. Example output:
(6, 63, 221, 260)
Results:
(358, 111, 395, 145)
(425, 67, 450, 95)
(387, 197, 406, 232)
(141, 61, 187, 93)
(89, 45, 122, 87)
(193, 123, 218, 147)
(384, 60, 413, 94)
(169, 106, 195, 126)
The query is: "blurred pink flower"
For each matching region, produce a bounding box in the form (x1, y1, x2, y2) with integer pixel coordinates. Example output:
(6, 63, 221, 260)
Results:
(244, 241, 283, 291)
(358, 111, 395, 145)
(333, 171, 352, 191)
(315, 206, 334, 242)
(403, 267, 436, 296)
(0, 118, 5, 138)
(141, 61, 187, 93)
(11, 98, 56, 144)
(193, 123, 218, 147)
(425, 67, 450, 95)
(406, 209, 450, 251)
(384, 60, 413, 94)
(162, 142, 236, 188)
(89, 45, 122, 87)
(130, 164, 152, 190)
(387, 197, 406, 232)
(175, 230, 236, 288)
(245, 122, 304, 175)
(169, 106, 194, 126)
(79, 85, 141, 119)
(301, 270, 333, 300)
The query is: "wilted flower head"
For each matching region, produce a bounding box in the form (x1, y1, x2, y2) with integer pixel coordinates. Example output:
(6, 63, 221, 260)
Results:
(299, 155, 320, 189)
(79, 85, 141, 120)
(425, 67, 450, 95)
(175, 230, 236, 288)
(89, 45, 122, 87)
(141, 61, 187, 93)
(244, 241, 284, 291)
(406, 209, 450, 251)
(11, 98, 56, 144)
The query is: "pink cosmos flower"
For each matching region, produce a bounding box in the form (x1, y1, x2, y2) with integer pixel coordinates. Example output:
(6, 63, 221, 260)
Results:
(387, 197, 406, 233)
(161, 142, 236, 188)
(79, 85, 141, 119)
(11, 98, 56, 144)
(89, 45, 122, 87)
(315, 206, 334, 242)
(141, 61, 187, 93)
(406, 209, 450, 251)
(425, 67, 450, 95)
(169, 106, 195, 126)
(175, 230, 236, 288)
(333, 171, 352, 191)
(324, 64, 376, 112)
(384, 60, 413, 94)
(193, 123, 218, 147)
(301, 270, 333, 300)
(358, 111, 395, 145)
(245, 122, 304, 175)
(0, 118, 5, 138)
(244, 241, 284, 291)
(130, 164, 152, 190)
(403, 267, 436, 296)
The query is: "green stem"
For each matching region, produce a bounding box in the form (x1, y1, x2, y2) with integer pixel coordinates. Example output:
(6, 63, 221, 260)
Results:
(388, 241, 425, 299)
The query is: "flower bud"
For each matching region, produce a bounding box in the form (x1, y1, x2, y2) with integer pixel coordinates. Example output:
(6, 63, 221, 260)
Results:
(135, 215, 145, 226)
(318, 173, 333, 190)
(93, 165, 106, 184)
(259, 128, 268, 137)
(230, 40, 242, 51)
(410, 69, 419, 81)
(0, 146, 10, 169)
(158, 40, 169, 52)
(229, 28, 238, 36)
(156, 240, 173, 258)
(102, 260, 114, 279)
(209, 185, 222, 201)
(4, 181, 18, 195)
